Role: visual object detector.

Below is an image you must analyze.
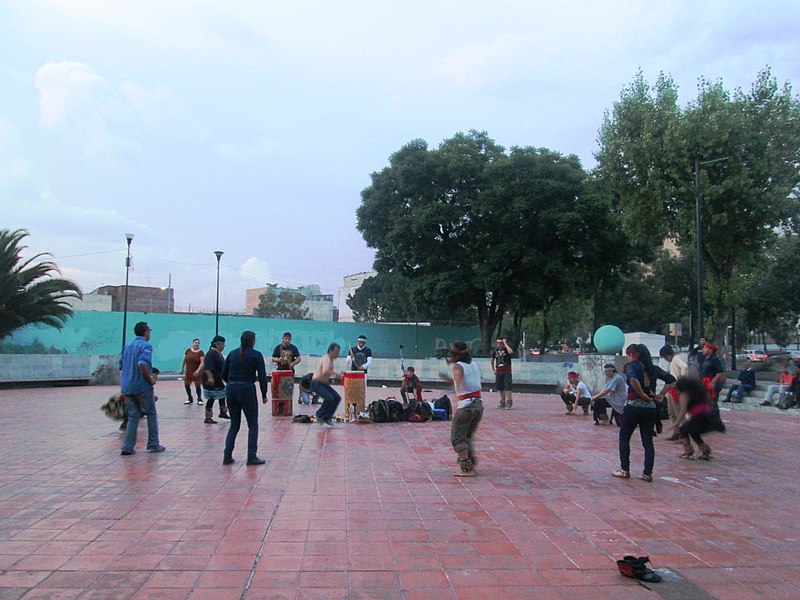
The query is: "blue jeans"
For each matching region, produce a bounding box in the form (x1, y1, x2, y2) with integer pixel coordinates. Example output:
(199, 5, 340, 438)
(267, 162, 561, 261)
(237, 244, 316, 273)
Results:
(310, 380, 341, 421)
(725, 384, 755, 403)
(224, 383, 259, 461)
(619, 404, 658, 476)
(122, 388, 160, 452)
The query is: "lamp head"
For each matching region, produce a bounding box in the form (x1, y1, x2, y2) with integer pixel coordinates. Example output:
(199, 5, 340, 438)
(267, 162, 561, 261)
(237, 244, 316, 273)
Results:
(214, 250, 224, 261)
(125, 233, 135, 243)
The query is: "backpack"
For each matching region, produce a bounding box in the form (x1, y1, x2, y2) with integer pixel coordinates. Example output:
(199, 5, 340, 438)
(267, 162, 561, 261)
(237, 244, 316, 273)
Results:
(433, 395, 452, 420)
(417, 401, 434, 421)
(368, 399, 391, 423)
(386, 399, 404, 422)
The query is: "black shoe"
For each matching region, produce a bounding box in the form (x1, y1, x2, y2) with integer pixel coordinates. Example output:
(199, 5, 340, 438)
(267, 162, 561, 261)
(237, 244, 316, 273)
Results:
(121, 449, 135, 456)
(223, 456, 235, 465)
(246, 457, 266, 466)
(218, 413, 230, 420)
(204, 417, 217, 424)
(147, 445, 166, 453)
(184, 399, 193, 405)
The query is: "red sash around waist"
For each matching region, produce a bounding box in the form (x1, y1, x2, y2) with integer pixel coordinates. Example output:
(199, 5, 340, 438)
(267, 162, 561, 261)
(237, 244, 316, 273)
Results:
(457, 390, 482, 401)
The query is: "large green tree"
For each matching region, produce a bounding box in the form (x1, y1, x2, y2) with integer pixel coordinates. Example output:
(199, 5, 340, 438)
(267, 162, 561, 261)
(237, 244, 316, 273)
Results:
(596, 68, 800, 345)
(253, 287, 308, 320)
(357, 131, 620, 352)
(0, 228, 82, 340)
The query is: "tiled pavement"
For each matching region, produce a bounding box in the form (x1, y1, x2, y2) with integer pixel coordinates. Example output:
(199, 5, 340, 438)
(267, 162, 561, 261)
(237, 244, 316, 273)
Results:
(0, 381, 798, 600)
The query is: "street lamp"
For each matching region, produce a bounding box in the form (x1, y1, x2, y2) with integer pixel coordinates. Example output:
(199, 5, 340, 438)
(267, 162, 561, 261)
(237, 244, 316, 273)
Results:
(694, 156, 728, 342)
(214, 250, 224, 336)
(121, 233, 135, 351)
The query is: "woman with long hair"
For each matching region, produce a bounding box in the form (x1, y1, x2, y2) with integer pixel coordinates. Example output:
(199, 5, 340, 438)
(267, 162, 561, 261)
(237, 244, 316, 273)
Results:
(612, 344, 659, 482)
(220, 330, 268, 466)
(180, 338, 204, 404)
(672, 377, 715, 460)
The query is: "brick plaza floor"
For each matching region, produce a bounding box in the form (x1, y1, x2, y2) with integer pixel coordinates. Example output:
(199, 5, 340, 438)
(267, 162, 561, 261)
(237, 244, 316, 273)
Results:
(0, 380, 798, 599)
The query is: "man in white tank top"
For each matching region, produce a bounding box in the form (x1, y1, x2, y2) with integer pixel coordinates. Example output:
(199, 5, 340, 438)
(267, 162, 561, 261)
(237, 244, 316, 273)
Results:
(440, 341, 484, 477)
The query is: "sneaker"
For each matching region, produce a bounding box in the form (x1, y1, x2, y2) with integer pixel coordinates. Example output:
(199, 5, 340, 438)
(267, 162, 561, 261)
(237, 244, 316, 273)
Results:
(505, 405, 512, 410)
(197, 399, 204, 406)
(146, 445, 166, 453)
(497, 404, 506, 409)
(204, 417, 217, 424)
(184, 399, 193, 405)
(218, 413, 230, 420)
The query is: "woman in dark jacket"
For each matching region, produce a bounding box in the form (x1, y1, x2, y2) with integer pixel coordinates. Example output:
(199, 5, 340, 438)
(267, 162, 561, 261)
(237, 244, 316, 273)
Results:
(672, 376, 715, 460)
(221, 330, 268, 466)
(613, 344, 662, 482)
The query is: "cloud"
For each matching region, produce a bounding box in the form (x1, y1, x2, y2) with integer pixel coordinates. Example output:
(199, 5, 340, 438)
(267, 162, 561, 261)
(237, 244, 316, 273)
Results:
(434, 36, 527, 88)
(214, 137, 284, 161)
(238, 256, 273, 283)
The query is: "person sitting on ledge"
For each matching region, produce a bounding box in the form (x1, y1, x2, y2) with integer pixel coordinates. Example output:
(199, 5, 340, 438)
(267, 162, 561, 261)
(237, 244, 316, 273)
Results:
(761, 364, 793, 406)
(724, 359, 756, 403)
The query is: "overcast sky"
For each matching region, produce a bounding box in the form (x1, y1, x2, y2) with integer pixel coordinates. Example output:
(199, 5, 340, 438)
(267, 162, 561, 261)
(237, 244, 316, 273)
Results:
(1, 1, 798, 312)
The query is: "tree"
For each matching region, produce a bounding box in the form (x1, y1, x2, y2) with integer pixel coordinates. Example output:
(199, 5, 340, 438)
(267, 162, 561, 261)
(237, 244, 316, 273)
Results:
(596, 68, 800, 345)
(357, 131, 622, 352)
(0, 228, 82, 340)
(740, 235, 800, 346)
(253, 287, 308, 320)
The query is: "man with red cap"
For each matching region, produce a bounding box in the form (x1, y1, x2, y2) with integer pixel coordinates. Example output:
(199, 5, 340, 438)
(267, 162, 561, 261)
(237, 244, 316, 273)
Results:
(699, 342, 727, 431)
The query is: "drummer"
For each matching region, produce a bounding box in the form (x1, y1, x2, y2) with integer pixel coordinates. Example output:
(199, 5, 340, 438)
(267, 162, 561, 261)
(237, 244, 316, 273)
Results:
(271, 332, 301, 399)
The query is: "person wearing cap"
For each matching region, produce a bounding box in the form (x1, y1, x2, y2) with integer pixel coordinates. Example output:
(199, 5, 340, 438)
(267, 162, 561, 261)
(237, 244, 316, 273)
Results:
(591, 364, 626, 425)
(659, 345, 688, 438)
(347, 335, 372, 373)
(560, 372, 592, 415)
(490, 337, 514, 409)
(202, 335, 230, 424)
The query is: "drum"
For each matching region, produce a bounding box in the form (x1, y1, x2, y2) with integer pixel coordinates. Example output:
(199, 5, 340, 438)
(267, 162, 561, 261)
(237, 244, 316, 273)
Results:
(342, 371, 366, 421)
(271, 370, 294, 417)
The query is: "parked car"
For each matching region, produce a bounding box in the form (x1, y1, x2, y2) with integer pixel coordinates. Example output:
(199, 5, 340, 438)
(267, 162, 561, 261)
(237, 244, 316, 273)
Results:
(736, 347, 769, 362)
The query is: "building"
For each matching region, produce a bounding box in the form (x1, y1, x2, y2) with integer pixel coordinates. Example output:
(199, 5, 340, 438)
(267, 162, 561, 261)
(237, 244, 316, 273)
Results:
(94, 285, 174, 314)
(245, 284, 334, 321)
(65, 291, 113, 312)
(337, 271, 377, 323)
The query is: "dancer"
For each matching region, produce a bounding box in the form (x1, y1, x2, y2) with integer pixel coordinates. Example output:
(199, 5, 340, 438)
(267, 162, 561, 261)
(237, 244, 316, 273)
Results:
(202, 335, 230, 423)
(491, 337, 514, 409)
(672, 377, 715, 461)
(612, 344, 659, 482)
(311, 343, 343, 427)
(180, 338, 205, 405)
(221, 330, 267, 466)
(440, 341, 483, 477)
(120, 322, 165, 455)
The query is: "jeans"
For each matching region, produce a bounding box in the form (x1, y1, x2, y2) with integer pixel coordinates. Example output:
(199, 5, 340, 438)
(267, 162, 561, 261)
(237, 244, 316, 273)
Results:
(311, 380, 341, 421)
(618, 404, 658, 476)
(725, 384, 755, 403)
(451, 400, 484, 454)
(224, 383, 259, 461)
(763, 384, 788, 404)
(122, 388, 160, 452)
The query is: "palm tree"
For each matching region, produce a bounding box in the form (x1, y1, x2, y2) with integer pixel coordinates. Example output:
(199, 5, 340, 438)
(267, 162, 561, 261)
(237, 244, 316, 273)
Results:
(0, 228, 82, 340)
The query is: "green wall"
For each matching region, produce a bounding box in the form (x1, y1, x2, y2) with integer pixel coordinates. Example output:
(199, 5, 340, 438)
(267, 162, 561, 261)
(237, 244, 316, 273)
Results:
(6, 311, 480, 369)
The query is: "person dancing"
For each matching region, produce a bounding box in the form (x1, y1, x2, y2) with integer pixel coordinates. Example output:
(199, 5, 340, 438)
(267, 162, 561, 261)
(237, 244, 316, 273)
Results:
(672, 377, 715, 461)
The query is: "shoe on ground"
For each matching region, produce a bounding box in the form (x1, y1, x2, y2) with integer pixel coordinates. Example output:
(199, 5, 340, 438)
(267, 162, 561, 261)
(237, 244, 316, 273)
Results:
(118, 423, 127, 432)
(218, 413, 230, 420)
(120, 449, 135, 456)
(197, 399, 204, 405)
(496, 404, 506, 409)
(204, 417, 217, 424)
(147, 445, 166, 453)
(760, 400, 772, 407)
(318, 419, 334, 428)
(223, 456, 235, 465)
(639, 473, 653, 482)
(454, 469, 477, 477)
(184, 399, 193, 405)
(246, 457, 266, 466)
(505, 405, 512, 410)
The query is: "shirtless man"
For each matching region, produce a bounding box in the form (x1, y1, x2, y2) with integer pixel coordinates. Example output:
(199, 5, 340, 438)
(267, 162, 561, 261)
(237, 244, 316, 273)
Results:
(311, 343, 342, 428)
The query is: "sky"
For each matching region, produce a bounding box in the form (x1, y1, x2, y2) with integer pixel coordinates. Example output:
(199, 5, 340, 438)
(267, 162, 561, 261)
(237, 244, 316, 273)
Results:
(1, 0, 798, 313)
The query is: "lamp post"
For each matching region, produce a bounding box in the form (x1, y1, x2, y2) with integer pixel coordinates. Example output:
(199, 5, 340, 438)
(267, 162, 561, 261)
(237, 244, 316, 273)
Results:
(121, 233, 135, 351)
(214, 250, 224, 336)
(694, 156, 728, 342)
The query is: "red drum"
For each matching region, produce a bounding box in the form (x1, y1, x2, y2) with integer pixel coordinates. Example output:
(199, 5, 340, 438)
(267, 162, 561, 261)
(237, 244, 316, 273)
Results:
(271, 370, 294, 417)
(342, 371, 366, 421)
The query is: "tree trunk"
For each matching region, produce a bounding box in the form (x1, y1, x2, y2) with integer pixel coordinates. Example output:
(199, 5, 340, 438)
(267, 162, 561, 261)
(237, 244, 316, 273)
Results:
(539, 304, 551, 353)
(711, 297, 730, 360)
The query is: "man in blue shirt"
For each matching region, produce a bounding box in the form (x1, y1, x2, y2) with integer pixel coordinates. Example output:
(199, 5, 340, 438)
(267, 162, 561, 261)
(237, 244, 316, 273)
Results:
(724, 359, 757, 403)
(120, 321, 165, 455)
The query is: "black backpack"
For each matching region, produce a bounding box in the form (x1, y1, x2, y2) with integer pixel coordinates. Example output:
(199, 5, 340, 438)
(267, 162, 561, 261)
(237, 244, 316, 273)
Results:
(368, 399, 391, 423)
(386, 399, 404, 422)
(417, 401, 434, 421)
(433, 395, 452, 420)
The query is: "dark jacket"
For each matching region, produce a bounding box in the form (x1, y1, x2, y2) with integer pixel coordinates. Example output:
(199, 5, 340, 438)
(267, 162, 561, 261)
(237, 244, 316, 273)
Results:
(222, 347, 268, 398)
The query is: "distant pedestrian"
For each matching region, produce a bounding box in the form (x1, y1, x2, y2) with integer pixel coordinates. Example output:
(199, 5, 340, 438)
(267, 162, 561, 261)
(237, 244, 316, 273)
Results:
(119, 322, 165, 455)
(221, 330, 267, 466)
(311, 343, 343, 427)
(180, 338, 205, 405)
(202, 335, 230, 424)
(491, 337, 514, 409)
(440, 341, 483, 477)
